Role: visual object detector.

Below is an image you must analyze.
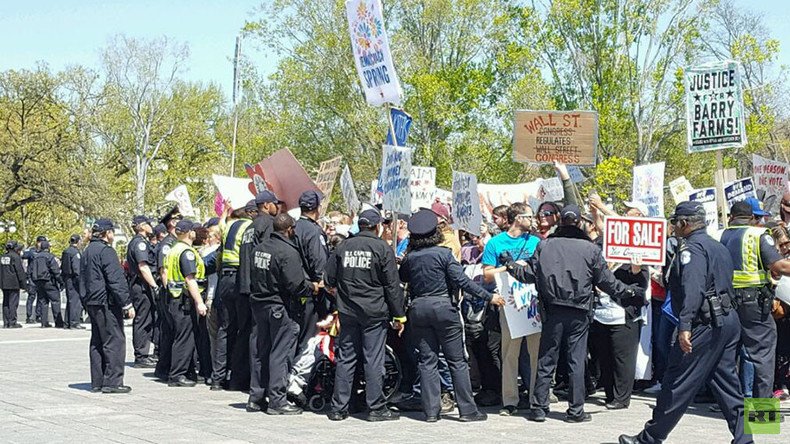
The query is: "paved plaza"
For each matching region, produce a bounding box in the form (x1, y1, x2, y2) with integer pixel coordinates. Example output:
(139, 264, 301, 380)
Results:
(1, 298, 788, 444)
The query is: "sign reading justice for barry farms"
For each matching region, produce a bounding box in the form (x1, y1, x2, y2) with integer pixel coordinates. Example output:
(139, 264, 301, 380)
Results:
(603, 216, 667, 267)
(513, 110, 598, 166)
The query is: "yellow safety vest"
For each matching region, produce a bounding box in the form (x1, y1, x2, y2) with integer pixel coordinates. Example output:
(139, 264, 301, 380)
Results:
(164, 241, 206, 297)
(729, 226, 770, 289)
(220, 219, 252, 267)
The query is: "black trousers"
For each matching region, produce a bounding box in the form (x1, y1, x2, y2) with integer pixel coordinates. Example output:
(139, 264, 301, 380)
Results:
(250, 301, 299, 408)
(591, 320, 641, 405)
(35, 281, 63, 327)
(87, 304, 126, 389)
(408, 297, 478, 417)
(155, 287, 174, 379)
(64, 276, 82, 327)
(168, 296, 196, 380)
(533, 305, 590, 417)
(332, 316, 388, 413)
(194, 307, 212, 379)
(248, 304, 263, 399)
(212, 271, 238, 385)
(26, 279, 41, 320)
(230, 292, 252, 391)
(464, 321, 501, 392)
(130, 280, 154, 359)
(2, 289, 20, 326)
(737, 299, 777, 399)
(637, 312, 750, 444)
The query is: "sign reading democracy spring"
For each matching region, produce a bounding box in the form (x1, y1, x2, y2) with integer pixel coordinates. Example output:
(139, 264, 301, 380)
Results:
(724, 177, 757, 208)
(452, 171, 482, 235)
(512, 110, 598, 165)
(753, 154, 790, 215)
(345, 0, 402, 106)
(410, 166, 436, 211)
(684, 61, 747, 152)
(632, 162, 665, 217)
(380, 145, 412, 214)
(603, 216, 668, 266)
(340, 164, 360, 215)
(689, 188, 719, 235)
(315, 156, 343, 214)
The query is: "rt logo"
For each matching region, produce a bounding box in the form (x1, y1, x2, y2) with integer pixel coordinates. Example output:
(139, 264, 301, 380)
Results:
(744, 398, 780, 435)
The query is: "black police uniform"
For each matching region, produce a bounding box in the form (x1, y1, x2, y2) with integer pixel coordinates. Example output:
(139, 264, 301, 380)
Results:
(154, 234, 177, 379)
(61, 243, 83, 328)
(127, 234, 156, 361)
(621, 204, 750, 444)
(294, 214, 330, 345)
(1, 245, 26, 327)
(505, 221, 639, 420)
(248, 231, 312, 412)
(22, 247, 41, 322)
(720, 220, 784, 399)
(81, 236, 132, 390)
(30, 246, 64, 327)
(325, 229, 406, 416)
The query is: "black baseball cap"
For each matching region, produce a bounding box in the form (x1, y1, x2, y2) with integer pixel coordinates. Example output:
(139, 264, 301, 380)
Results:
(5, 240, 19, 250)
(36, 235, 48, 243)
(358, 208, 382, 227)
(92, 219, 117, 232)
(175, 219, 200, 234)
(132, 215, 151, 226)
(561, 204, 581, 222)
(671, 201, 706, 218)
(299, 190, 323, 211)
(255, 190, 283, 205)
(69, 234, 81, 244)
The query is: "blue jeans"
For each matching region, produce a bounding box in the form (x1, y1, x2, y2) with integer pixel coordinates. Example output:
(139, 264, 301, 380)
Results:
(651, 299, 675, 382)
(739, 345, 754, 398)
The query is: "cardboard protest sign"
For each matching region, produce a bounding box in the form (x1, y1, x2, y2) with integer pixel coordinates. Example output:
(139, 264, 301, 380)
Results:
(251, 149, 322, 210)
(164, 185, 196, 217)
(632, 162, 665, 217)
(345, 0, 402, 106)
(669, 176, 694, 204)
(724, 177, 757, 208)
(386, 108, 412, 146)
(752, 154, 790, 214)
(410, 167, 436, 211)
(315, 156, 343, 214)
(380, 145, 412, 214)
(452, 171, 482, 235)
(688, 188, 719, 235)
(512, 110, 598, 166)
(212, 175, 254, 210)
(684, 61, 747, 153)
(340, 164, 360, 215)
(495, 271, 541, 338)
(568, 166, 586, 184)
(603, 216, 667, 266)
(477, 181, 542, 220)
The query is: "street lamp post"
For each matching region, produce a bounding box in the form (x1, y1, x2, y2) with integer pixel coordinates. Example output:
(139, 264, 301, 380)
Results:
(0, 220, 18, 244)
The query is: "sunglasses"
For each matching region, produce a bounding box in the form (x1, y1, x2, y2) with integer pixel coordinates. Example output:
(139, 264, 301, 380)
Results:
(539, 210, 558, 217)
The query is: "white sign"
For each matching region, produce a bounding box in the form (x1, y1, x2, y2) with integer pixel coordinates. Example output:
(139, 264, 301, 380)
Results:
(340, 164, 360, 214)
(669, 176, 694, 204)
(410, 166, 436, 211)
(451, 171, 482, 235)
(211, 175, 254, 211)
(632, 162, 665, 217)
(688, 188, 719, 235)
(723, 177, 757, 208)
(379, 145, 412, 214)
(164, 184, 196, 217)
(752, 154, 790, 215)
(494, 271, 542, 338)
(345, 0, 402, 106)
(539, 177, 564, 202)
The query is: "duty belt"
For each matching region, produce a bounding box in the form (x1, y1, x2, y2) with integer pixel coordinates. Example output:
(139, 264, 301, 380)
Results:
(221, 268, 238, 276)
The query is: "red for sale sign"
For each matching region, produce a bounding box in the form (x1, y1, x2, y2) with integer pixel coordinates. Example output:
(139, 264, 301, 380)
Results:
(603, 216, 667, 266)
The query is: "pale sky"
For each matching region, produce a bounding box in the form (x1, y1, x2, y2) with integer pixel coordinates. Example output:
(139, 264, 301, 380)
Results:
(1, 0, 788, 100)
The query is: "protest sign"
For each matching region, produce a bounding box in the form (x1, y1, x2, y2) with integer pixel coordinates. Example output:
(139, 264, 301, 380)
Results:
(212, 175, 254, 210)
(386, 108, 412, 146)
(250, 149, 322, 210)
(451, 171, 482, 235)
(724, 177, 757, 208)
(369, 180, 383, 205)
(495, 271, 541, 338)
(632, 162, 665, 217)
(345, 0, 402, 106)
(538, 177, 564, 202)
(340, 164, 360, 214)
(752, 154, 790, 214)
(568, 165, 586, 184)
(164, 184, 196, 217)
(315, 156, 343, 214)
(477, 181, 542, 220)
(603, 216, 668, 266)
(434, 188, 452, 205)
(244, 162, 270, 195)
(684, 61, 747, 153)
(688, 187, 719, 235)
(512, 110, 598, 166)
(380, 145, 412, 214)
(410, 166, 436, 211)
(669, 176, 694, 204)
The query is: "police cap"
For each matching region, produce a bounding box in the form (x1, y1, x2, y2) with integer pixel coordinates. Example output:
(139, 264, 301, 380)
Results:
(92, 219, 117, 233)
(153, 223, 167, 236)
(730, 200, 753, 218)
(298, 190, 323, 211)
(408, 209, 438, 236)
(175, 219, 200, 234)
(671, 201, 706, 218)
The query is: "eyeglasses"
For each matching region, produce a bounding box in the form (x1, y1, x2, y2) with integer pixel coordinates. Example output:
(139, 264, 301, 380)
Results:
(669, 217, 688, 225)
(539, 210, 557, 217)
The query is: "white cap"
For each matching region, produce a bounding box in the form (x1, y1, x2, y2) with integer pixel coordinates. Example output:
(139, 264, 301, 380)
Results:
(623, 201, 650, 217)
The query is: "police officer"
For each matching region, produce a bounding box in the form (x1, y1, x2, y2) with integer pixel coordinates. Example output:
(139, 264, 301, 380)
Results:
(213, 202, 252, 390)
(61, 234, 85, 329)
(325, 208, 405, 422)
(249, 213, 315, 415)
(81, 219, 135, 393)
(154, 206, 182, 380)
(619, 202, 750, 444)
(22, 236, 46, 324)
(30, 241, 64, 328)
(127, 215, 159, 368)
(720, 199, 790, 399)
(399, 209, 502, 422)
(501, 205, 642, 423)
(294, 190, 330, 347)
(164, 220, 209, 387)
(1, 241, 26, 328)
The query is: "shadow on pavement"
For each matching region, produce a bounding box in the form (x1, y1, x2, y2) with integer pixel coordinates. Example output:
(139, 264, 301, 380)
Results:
(68, 382, 94, 392)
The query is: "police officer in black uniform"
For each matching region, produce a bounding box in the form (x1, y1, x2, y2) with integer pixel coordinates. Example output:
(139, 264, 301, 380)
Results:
(81, 219, 135, 393)
(154, 207, 182, 380)
(294, 190, 330, 347)
(399, 209, 501, 422)
(30, 240, 64, 328)
(22, 236, 46, 324)
(619, 201, 750, 444)
(1, 241, 26, 328)
(325, 208, 405, 422)
(249, 213, 316, 415)
(502, 205, 642, 423)
(127, 215, 159, 368)
(61, 234, 85, 329)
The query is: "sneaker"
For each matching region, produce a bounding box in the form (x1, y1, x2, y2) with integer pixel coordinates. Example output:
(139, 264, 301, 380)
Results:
(459, 411, 487, 422)
(644, 382, 662, 394)
(367, 408, 400, 422)
(440, 392, 455, 413)
(499, 405, 517, 416)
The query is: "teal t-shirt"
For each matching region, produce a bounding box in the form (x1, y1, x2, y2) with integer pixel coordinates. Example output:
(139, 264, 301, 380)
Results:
(481, 231, 540, 267)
